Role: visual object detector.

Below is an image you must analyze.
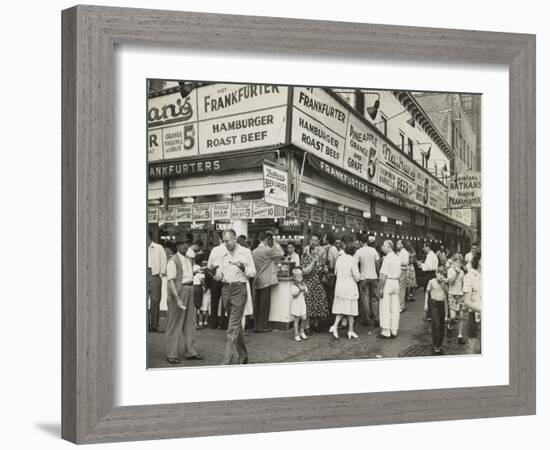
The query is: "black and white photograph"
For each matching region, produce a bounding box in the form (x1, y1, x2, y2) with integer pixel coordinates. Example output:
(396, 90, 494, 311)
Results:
(146, 80, 482, 368)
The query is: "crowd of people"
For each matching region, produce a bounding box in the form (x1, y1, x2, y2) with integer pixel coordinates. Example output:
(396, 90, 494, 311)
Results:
(147, 229, 481, 365)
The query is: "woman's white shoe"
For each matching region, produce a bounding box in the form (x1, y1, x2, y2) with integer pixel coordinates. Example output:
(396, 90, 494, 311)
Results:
(294, 335, 302, 342)
(347, 331, 359, 339)
(329, 326, 339, 339)
(300, 332, 308, 340)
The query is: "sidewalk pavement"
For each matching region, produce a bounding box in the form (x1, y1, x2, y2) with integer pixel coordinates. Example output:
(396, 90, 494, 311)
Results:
(147, 289, 479, 369)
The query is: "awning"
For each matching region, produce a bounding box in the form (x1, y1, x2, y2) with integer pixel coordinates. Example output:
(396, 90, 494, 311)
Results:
(148, 149, 277, 180)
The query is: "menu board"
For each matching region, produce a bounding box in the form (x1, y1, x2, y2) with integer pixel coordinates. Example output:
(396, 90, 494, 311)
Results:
(174, 205, 193, 222)
(231, 201, 254, 219)
(148, 206, 159, 223)
(334, 212, 346, 227)
(192, 203, 212, 221)
(252, 200, 276, 218)
(310, 206, 323, 223)
(158, 207, 177, 223)
(212, 202, 232, 220)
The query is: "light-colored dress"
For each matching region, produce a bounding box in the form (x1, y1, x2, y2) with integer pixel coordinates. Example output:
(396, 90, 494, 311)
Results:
(290, 283, 308, 318)
(332, 254, 361, 316)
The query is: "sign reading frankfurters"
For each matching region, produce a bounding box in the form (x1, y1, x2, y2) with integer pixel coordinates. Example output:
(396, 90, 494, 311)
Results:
(147, 84, 287, 160)
(263, 161, 289, 208)
(291, 87, 347, 168)
(448, 172, 482, 208)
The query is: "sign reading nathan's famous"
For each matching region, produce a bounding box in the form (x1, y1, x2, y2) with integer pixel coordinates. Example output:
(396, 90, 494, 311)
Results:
(147, 84, 287, 161)
(448, 172, 482, 208)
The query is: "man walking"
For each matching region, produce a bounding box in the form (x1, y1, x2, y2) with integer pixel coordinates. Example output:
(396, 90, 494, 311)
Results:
(148, 231, 167, 332)
(417, 241, 439, 321)
(396, 239, 410, 313)
(165, 240, 202, 364)
(207, 234, 227, 329)
(378, 240, 402, 339)
(354, 234, 380, 327)
(211, 229, 256, 365)
(252, 231, 284, 332)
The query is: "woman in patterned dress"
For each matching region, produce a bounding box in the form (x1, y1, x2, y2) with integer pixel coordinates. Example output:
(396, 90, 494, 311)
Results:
(302, 241, 330, 332)
(405, 241, 417, 301)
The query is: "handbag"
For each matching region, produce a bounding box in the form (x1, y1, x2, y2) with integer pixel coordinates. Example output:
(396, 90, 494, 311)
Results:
(321, 270, 336, 287)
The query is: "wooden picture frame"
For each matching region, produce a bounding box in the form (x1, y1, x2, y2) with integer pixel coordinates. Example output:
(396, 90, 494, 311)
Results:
(61, 5, 536, 444)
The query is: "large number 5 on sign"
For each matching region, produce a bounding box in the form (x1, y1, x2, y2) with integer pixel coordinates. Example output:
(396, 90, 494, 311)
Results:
(183, 124, 195, 150)
(367, 146, 377, 180)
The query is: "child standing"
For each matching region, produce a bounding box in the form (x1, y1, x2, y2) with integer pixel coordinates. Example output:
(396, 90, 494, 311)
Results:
(193, 264, 206, 329)
(290, 268, 308, 342)
(425, 267, 448, 354)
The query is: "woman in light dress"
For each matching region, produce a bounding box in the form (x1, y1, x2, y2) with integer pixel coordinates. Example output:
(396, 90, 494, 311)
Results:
(329, 244, 361, 339)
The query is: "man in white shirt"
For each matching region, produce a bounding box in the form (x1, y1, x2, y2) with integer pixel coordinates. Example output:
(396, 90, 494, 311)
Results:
(206, 236, 227, 329)
(165, 240, 202, 364)
(210, 229, 257, 365)
(396, 240, 410, 313)
(148, 231, 167, 332)
(285, 242, 300, 267)
(464, 243, 478, 272)
(378, 240, 402, 338)
(417, 242, 440, 320)
(354, 234, 380, 327)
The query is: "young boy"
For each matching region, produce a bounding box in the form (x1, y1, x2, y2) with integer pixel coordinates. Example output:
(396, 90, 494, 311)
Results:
(424, 267, 448, 354)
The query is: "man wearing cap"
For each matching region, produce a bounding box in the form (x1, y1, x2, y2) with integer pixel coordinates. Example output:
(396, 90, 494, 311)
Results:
(354, 234, 380, 327)
(251, 231, 284, 332)
(165, 240, 202, 364)
(378, 240, 402, 338)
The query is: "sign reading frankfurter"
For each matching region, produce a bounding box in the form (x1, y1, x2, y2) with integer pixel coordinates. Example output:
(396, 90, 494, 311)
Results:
(448, 172, 482, 208)
(147, 84, 287, 160)
(291, 87, 347, 168)
(263, 161, 289, 208)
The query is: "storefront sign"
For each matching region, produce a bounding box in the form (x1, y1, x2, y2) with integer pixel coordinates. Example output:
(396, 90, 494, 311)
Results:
(211, 202, 232, 220)
(231, 201, 253, 219)
(310, 206, 323, 223)
(147, 91, 197, 128)
(148, 206, 159, 223)
(174, 205, 193, 222)
(192, 204, 212, 221)
(334, 213, 346, 227)
(343, 114, 378, 182)
(448, 172, 482, 208)
(148, 152, 271, 179)
(197, 84, 288, 121)
(158, 207, 177, 223)
(198, 107, 287, 155)
(291, 87, 347, 168)
(429, 180, 447, 212)
(415, 169, 431, 206)
(148, 84, 288, 161)
(281, 218, 302, 233)
(263, 162, 289, 207)
(215, 222, 233, 231)
(252, 200, 276, 218)
(323, 209, 336, 225)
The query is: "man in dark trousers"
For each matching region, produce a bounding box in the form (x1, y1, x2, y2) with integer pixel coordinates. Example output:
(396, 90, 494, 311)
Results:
(206, 233, 228, 329)
(251, 231, 284, 332)
(210, 229, 257, 365)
